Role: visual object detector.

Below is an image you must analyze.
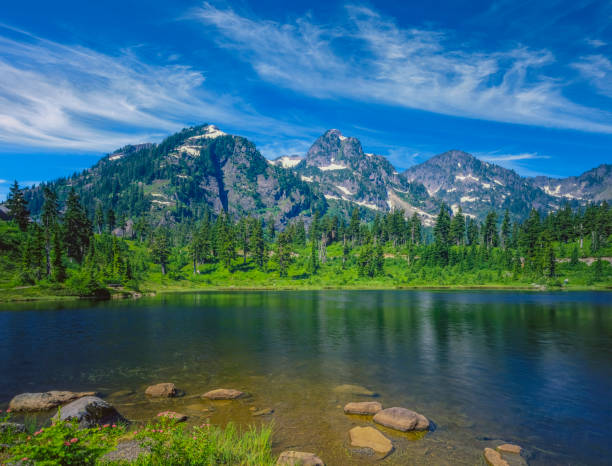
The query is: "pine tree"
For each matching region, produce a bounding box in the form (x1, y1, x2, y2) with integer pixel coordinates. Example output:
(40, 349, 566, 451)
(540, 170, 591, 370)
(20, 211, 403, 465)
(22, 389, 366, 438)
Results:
(570, 244, 580, 266)
(6, 181, 29, 231)
(250, 219, 266, 271)
(151, 228, 171, 275)
(349, 208, 360, 244)
(374, 241, 384, 276)
(41, 187, 60, 277)
(342, 235, 350, 268)
(483, 211, 499, 248)
(294, 219, 306, 247)
(106, 209, 116, 233)
(94, 202, 104, 234)
(547, 247, 556, 278)
(51, 226, 66, 282)
(308, 237, 318, 275)
(433, 204, 451, 265)
(266, 216, 276, 242)
(63, 189, 92, 263)
(449, 207, 466, 246)
(501, 210, 511, 249)
(275, 231, 291, 277)
(466, 218, 479, 246)
(410, 213, 421, 245)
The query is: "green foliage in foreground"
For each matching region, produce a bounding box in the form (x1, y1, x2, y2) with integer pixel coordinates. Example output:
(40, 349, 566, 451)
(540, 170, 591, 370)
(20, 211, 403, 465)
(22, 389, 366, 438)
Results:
(0, 411, 274, 465)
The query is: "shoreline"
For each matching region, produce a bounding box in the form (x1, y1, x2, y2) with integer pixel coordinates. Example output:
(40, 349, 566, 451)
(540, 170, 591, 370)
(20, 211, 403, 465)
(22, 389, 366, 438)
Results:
(1, 282, 610, 304)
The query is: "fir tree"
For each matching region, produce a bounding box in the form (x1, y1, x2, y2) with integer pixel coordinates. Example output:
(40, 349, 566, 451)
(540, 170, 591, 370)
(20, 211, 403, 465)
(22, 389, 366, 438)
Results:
(151, 228, 171, 275)
(94, 202, 104, 234)
(501, 210, 511, 249)
(6, 181, 30, 231)
(63, 189, 92, 263)
(449, 207, 466, 246)
(308, 237, 318, 275)
(250, 220, 266, 271)
(275, 231, 291, 277)
(51, 227, 66, 282)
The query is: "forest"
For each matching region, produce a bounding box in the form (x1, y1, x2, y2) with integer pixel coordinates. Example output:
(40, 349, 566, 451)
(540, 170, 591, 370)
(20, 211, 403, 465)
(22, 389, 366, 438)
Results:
(1, 181, 611, 301)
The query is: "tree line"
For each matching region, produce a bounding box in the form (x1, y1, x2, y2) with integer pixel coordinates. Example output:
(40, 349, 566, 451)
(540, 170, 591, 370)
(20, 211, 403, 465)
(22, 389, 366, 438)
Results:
(2, 181, 611, 296)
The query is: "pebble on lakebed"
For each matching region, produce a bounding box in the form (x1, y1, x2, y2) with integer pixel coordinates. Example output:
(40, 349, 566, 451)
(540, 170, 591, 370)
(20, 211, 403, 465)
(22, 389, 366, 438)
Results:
(497, 443, 522, 454)
(202, 388, 245, 400)
(276, 450, 325, 466)
(484, 447, 509, 466)
(349, 426, 393, 455)
(145, 383, 178, 398)
(343, 401, 382, 415)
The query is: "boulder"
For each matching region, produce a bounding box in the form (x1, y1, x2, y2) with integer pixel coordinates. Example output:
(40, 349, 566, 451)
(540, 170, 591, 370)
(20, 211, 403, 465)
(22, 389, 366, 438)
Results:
(145, 383, 177, 398)
(373, 407, 429, 432)
(277, 451, 324, 465)
(349, 426, 393, 455)
(343, 401, 382, 415)
(100, 440, 150, 463)
(484, 447, 509, 466)
(252, 407, 274, 417)
(333, 384, 377, 397)
(0, 422, 26, 434)
(497, 444, 522, 455)
(156, 411, 187, 422)
(202, 389, 244, 400)
(9, 391, 96, 412)
(54, 396, 127, 429)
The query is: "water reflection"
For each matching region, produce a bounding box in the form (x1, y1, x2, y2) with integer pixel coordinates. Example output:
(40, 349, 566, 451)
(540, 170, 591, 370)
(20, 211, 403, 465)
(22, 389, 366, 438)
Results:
(1, 291, 611, 464)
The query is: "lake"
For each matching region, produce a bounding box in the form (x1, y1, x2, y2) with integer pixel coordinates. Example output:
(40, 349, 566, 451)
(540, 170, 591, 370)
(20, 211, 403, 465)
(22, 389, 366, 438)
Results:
(1, 291, 611, 465)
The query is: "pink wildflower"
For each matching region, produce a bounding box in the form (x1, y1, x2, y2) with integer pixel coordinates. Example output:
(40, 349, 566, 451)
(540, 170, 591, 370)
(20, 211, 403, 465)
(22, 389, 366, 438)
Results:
(70, 437, 79, 444)
(6, 409, 11, 413)
(22, 458, 28, 461)
(112, 424, 117, 428)
(103, 424, 110, 428)
(64, 441, 71, 446)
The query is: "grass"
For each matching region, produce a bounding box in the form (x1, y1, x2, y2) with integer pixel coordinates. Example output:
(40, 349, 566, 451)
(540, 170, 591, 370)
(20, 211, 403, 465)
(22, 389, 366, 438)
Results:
(0, 411, 274, 465)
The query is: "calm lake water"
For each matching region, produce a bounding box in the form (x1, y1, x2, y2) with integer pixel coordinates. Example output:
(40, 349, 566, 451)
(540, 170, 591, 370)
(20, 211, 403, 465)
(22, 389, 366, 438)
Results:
(1, 291, 611, 465)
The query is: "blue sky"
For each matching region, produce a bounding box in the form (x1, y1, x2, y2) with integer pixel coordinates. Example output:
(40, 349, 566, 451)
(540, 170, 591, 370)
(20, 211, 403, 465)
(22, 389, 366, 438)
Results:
(0, 0, 611, 199)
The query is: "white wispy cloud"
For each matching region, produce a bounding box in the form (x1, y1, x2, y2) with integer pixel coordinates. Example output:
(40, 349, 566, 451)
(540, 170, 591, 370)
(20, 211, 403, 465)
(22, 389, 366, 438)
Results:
(192, 3, 612, 134)
(585, 38, 606, 48)
(477, 151, 552, 176)
(0, 179, 8, 183)
(573, 54, 612, 98)
(0, 25, 302, 151)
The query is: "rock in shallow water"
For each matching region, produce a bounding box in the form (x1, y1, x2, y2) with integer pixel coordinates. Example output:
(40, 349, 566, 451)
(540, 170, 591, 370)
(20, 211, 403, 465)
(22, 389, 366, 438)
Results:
(349, 426, 393, 455)
(343, 401, 382, 415)
(53, 396, 127, 429)
(497, 443, 522, 455)
(145, 383, 178, 398)
(277, 451, 324, 465)
(202, 389, 244, 400)
(373, 407, 429, 432)
(9, 391, 96, 411)
(484, 447, 509, 466)
(333, 384, 377, 397)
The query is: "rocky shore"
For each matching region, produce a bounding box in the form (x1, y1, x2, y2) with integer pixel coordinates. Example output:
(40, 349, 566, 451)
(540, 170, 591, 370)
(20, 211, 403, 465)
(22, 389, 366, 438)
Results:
(2, 384, 527, 465)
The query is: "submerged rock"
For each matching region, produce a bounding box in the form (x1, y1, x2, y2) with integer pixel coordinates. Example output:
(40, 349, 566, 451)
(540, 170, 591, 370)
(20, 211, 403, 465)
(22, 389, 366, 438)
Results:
(373, 407, 429, 432)
(333, 384, 377, 397)
(145, 383, 178, 398)
(277, 451, 324, 465)
(54, 396, 127, 428)
(156, 411, 187, 422)
(349, 426, 393, 455)
(0, 422, 26, 434)
(202, 389, 244, 400)
(497, 444, 522, 455)
(484, 447, 509, 466)
(100, 440, 150, 463)
(343, 401, 382, 415)
(9, 391, 96, 412)
(251, 407, 274, 417)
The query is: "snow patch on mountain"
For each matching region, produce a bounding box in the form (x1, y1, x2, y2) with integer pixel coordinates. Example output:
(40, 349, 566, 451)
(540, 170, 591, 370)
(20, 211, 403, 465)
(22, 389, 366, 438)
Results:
(336, 185, 353, 196)
(319, 162, 348, 171)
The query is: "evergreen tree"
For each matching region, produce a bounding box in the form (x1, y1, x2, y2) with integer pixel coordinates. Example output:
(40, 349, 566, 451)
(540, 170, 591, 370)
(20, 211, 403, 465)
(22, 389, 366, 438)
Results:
(94, 202, 104, 234)
(501, 210, 511, 249)
(547, 247, 556, 278)
(449, 207, 466, 246)
(41, 187, 60, 277)
(482, 211, 499, 248)
(342, 235, 350, 268)
(266, 216, 276, 242)
(308, 237, 318, 275)
(63, 189, 92, 263)
(570, 244, 580, 266)
(466, 218, 479, 246)
(250, 220, 266, 271)
(6, 181, 29, 231)
(433, 204, 451, 264)
(106, 209, 116, 233)
(151, 228, 171, 275)
(410, 213, 422, 245)
(349, 208, 360, 244)
(275, 231, 291, 277)
(374, 241, 384, 276)
(51, 227, 66, 282)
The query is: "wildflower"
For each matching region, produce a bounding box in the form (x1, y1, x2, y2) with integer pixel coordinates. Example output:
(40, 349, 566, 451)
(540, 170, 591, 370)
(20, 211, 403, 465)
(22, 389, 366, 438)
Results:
(64, 441, 71, 446)
(6, 409, 11, 413)
(103, 424, 110, 428)
(22, 457, 28, 461)
(70, 437, 79, 444)
(112, 424, 117, 428)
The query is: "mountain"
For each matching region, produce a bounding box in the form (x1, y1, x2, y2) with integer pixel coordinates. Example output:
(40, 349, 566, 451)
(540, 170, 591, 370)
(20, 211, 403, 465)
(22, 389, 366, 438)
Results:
(529, 164, 612, 203)
(17, 124, 610, 228)
(24, 124, 323, 226)
(293, 129, 439, 223)
(401, 150, 577, 220)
